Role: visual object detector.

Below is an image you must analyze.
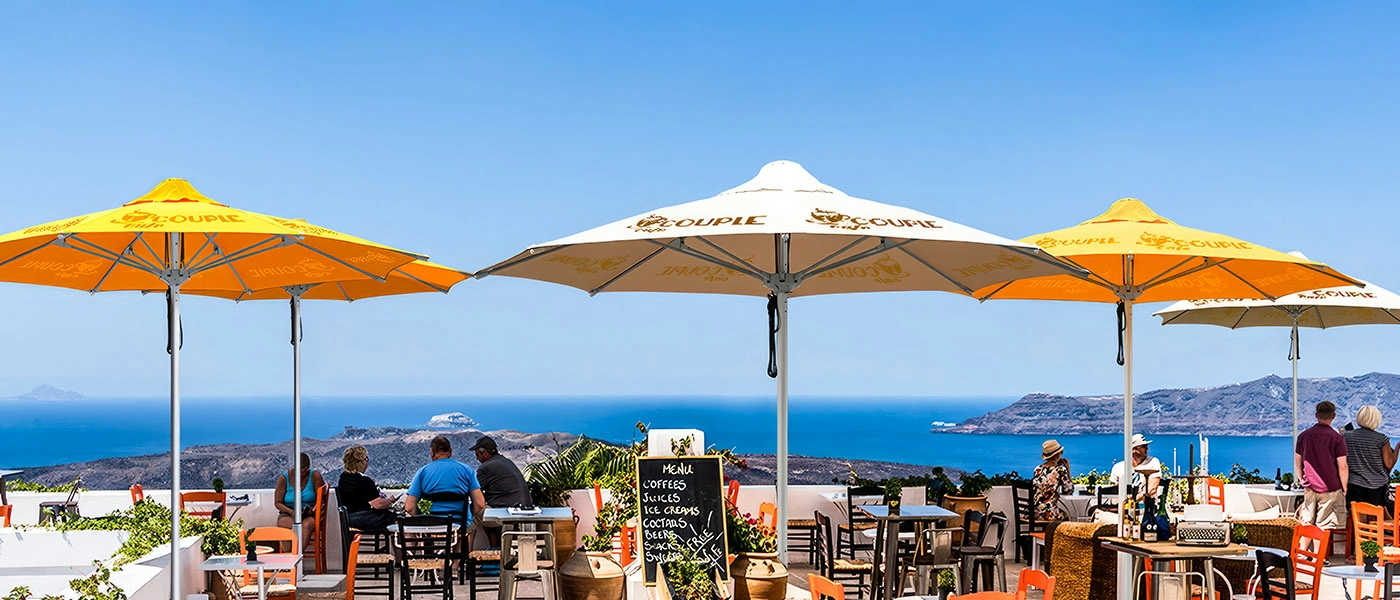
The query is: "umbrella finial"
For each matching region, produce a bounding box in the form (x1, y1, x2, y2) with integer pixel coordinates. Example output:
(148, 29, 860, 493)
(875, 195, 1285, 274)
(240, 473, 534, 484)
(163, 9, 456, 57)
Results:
(125, 179, 226, 207)
(1082, 198, 1175, 226)
(721, 160, 840, 197)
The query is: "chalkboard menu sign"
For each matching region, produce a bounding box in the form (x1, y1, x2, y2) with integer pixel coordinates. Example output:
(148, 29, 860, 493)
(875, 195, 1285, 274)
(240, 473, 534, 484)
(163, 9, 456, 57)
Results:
(636, 456, 729, 585)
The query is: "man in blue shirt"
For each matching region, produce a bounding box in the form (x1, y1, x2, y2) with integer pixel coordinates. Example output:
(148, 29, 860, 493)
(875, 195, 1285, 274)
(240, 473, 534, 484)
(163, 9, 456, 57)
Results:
(405, 436, 486, 528)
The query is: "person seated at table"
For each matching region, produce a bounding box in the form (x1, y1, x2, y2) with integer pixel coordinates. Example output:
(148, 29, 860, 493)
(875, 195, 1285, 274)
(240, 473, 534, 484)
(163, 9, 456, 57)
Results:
(405, 436, 487, 530)
(273, 452, 326, 534)
(471, 435, 533, 547)
(338, 445, 399, 531)
(1033, 439, 1073, 521)
(1110, 434, 1161, 501)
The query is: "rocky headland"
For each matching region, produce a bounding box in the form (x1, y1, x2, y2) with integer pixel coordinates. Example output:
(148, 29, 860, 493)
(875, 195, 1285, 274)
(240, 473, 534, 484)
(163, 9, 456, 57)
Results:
(940, 372, 1400, 436)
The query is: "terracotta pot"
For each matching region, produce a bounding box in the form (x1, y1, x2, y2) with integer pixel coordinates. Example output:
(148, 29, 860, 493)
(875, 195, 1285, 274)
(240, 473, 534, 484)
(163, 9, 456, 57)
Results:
(940, 495, 989, 544)
(554, 513, 578, 565)
(560, 551, 626, 600)
(731, 552, 788, 600)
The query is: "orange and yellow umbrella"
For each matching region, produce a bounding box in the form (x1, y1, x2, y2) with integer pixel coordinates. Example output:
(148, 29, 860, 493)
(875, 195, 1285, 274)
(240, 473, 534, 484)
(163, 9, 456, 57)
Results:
(974, 199, 1357, 576)
(0, 178, 422, 592)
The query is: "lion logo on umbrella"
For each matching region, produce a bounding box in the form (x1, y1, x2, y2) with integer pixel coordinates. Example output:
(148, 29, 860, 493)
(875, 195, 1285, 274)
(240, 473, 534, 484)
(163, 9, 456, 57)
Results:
(806, 208, 867, 230)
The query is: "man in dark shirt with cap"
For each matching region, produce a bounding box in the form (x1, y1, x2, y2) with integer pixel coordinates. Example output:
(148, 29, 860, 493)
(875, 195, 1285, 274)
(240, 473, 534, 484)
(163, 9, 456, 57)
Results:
(472, 435, 533, 547)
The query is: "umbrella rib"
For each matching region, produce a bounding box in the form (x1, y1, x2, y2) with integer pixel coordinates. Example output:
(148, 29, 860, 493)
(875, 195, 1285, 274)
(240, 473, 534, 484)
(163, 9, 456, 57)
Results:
(88, 237, 141, 293)
(893, 245, 975, 295)
(800, 238, 915, 279)
(335, 281, 352, 301)
(588, 245, 669, 296)
(288, 239, 389, 282)
(1211, 261, 1277, 300)
(796, 236, 872, 276)
(1227, 308, 1249, 330)
(203, 234, 255, 294)
(475, 245, 566, 278)
(1300, 263, 1364, 288)
(1055, 255, 1120, 289)
(1001, 245, 1091, 277)
(0, 238, 58, 270)
(1314, 305, 1328, 329)
(182, 234, 219, 271)
(65, 234, 160, 273)
(192, 236, 293, 276)
(397, 268, 453, 294)
(1136, 256, 1201, 290)
(676, 237, 768, 281)
(690, 236, 771, 280)
(131, 233, 170, 272)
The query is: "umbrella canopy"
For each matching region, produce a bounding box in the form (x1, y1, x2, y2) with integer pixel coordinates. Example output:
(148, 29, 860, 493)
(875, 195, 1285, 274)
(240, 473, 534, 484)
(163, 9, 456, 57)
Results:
(1154, 268, 1400, 459)
(0, 179, 422, 593)
(184, 258, 468, 568)
(477, 160, 1083, 558)
(974, 199, 1358, 597)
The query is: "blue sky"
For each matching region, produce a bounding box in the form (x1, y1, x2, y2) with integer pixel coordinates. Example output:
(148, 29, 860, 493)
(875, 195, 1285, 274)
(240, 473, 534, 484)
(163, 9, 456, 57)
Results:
(0, 3, 1397, 400)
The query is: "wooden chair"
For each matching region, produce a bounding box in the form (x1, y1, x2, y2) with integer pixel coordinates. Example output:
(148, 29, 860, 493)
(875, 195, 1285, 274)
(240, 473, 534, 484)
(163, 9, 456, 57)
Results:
(181, 491, 227, 520)
(789, 513, 822, 566)
(0, 505, 11, 528)
(726, 479, 740, 507)
(1205, 478, 1225, 508)
(1288, 524, 1328, 600)
(302, 534, 360, 600)
(815, 511, 871, 598)
(758, 501, 778, 533)
(808, 573, 846, 600)
(838, 485, 883, 559)
(393, 515, 456, 600)
(1353, 502, 1386, 600)
(593, 482, 638, 567)
(1256, 548, 1294, 600)
(1019, 567, 1056, 600)
(304, 483, 329, 574)
(129, 484, 144, 505)
(240, 527, 299, 598)
(1010, 481, 1041, 563)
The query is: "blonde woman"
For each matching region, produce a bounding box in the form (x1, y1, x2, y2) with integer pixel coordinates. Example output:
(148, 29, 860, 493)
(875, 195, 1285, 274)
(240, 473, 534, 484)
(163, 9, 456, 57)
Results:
(1343, 406, 1399, 511)
(338, 445, 398, 531)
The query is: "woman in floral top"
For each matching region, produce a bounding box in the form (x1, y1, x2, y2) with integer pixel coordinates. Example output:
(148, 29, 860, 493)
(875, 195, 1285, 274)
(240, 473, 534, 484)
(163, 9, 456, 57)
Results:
(1032, 439, 1074, 521)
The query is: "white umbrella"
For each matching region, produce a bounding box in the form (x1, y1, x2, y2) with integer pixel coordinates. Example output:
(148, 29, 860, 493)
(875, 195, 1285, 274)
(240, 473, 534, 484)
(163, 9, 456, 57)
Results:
(1154, 254, 1400, 461)
(475, 160, 1082, 558)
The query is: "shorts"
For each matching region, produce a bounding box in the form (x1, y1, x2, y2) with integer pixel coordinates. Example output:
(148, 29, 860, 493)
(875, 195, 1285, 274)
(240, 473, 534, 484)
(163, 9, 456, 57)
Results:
(1299, 488, 1347, 528)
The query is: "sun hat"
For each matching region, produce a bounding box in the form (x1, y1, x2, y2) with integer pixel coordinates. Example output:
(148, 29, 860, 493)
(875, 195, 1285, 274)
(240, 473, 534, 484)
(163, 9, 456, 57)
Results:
(1358, 406, 1383, 431)
(1042, 439, 1064, 460)
(1131, 433, 1152, 448)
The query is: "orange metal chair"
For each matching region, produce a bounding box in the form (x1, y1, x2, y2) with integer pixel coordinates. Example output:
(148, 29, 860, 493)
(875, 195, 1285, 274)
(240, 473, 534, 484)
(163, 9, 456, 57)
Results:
(808, 573, 846, 600)
(1205, 478, 1225, 508)
(181, 491, 227, 520)
(726, 479, 740, 508)
(129, 484, 144, 505)
(240, 526, 299, 597)
(1290, 524, 1329, 600)
(1353, 502, 1386, 600)
(0, 505, 11, 528)
(1018, 567, 1056, 600)
(303, 483, 329, 574)
(759, 501, 778, 534)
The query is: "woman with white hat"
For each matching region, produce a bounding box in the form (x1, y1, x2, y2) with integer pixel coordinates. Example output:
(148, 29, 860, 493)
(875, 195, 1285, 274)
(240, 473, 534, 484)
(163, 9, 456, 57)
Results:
(1110, 434, 1162, 501)
(1033, 439, 1074, 521)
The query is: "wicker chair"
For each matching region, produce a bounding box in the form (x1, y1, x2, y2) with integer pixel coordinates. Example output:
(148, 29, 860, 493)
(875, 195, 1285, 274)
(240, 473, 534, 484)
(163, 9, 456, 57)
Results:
(1044, 521, 1116, 600)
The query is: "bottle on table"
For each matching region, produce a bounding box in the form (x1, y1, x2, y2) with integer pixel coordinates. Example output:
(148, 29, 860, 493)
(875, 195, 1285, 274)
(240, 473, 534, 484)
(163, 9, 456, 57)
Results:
(1135, 501, 1146, 540)
(1142, 496, 1159, 542)
(1274, 467, 1284, 491)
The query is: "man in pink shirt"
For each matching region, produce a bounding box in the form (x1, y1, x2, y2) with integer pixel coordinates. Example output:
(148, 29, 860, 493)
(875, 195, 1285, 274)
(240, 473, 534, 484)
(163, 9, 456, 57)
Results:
(1295, 400, 1349, 527)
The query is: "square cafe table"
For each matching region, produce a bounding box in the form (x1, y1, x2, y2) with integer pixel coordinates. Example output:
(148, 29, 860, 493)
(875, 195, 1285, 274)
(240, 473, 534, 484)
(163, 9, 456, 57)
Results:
(482, 507, 575, 592)
(859, 505, 958, 600)
(199, 554, 300, 600)
(1101, 537, 1247, 600)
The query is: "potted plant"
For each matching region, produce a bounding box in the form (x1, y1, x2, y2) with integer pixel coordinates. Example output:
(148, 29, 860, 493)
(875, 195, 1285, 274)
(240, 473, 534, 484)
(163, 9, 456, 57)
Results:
(526, 437, 634, 565)
(936, 569, 956, 599)
(943, 469, 991, 519)
(1362, 539, 1382, 572)
(884, 479, 904, 515)
(1230, 523, 1248, 545)
(728, 504, 785, 600)
(560, 502, 627, 600)
(659, 538, 720, 600)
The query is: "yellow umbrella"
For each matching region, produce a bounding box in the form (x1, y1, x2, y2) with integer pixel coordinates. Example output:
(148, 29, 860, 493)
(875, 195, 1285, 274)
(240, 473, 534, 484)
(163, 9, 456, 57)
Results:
(974, 198, 1357, 593)
(0, 179, 422, 593)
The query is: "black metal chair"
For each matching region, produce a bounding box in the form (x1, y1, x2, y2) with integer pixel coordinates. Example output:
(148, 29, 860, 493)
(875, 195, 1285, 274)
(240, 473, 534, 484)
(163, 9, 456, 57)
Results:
(815, 511, 871, 598)
(1010, 481, 1041, 563)
(838, 485, 884, 559)
(393, 515, 456, 600)
(1256, 547, 1295, 600)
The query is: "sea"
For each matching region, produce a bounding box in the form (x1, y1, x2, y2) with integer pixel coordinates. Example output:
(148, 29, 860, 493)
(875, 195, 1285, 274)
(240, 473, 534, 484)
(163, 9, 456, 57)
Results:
(5, 395, 1296, 478)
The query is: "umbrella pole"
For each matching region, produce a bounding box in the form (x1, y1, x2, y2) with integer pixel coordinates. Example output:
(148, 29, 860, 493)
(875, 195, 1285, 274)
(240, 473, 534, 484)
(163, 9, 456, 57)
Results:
(1292, 320, 1300, 479)
(167, 237, 183, 599)
(1117, 271, 1135, 600)
(776, 290, 789, 562)
(291, 293, 304, 582)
